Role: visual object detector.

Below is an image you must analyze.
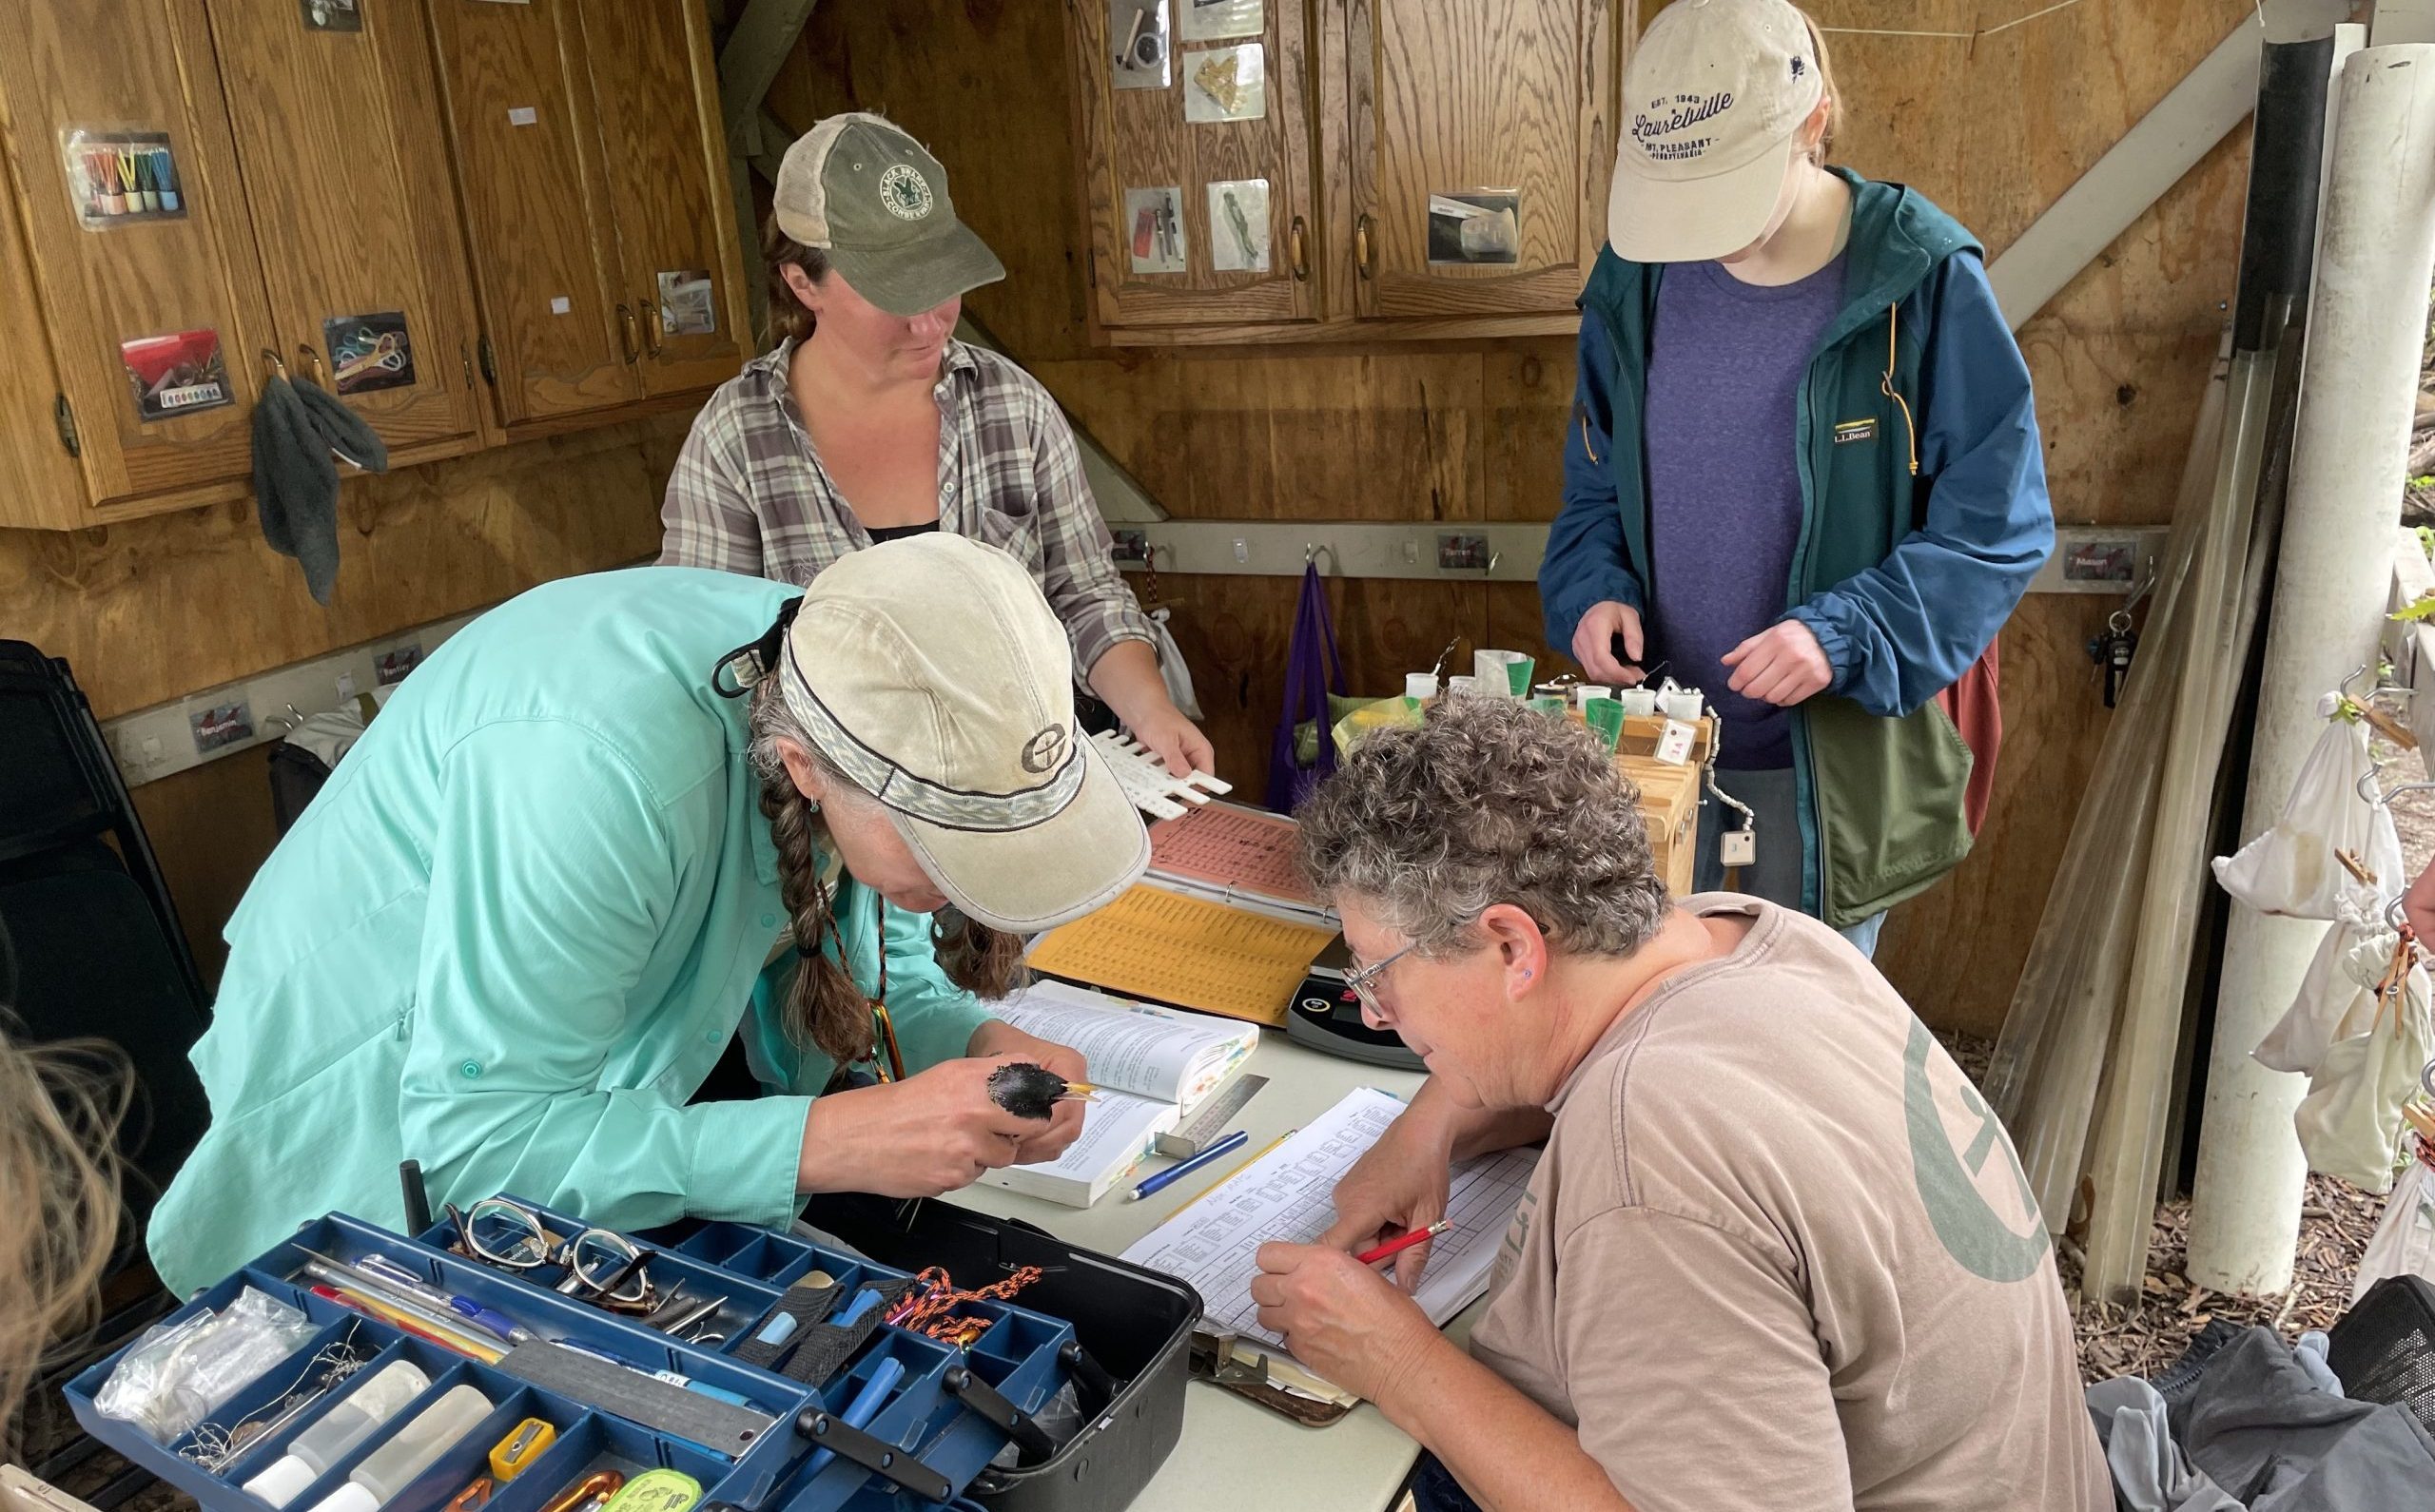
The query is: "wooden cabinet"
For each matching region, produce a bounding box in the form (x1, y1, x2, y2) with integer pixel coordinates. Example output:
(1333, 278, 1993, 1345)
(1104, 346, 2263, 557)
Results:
(1064, 0, 1619, 344)
(575, 0, 751, 398)
(1336, 0, 1614, 320)
(205, 0, 487, 459)
(1070, 0, 1320, 329)
(425, 0, 749, 430)
(0, 0, 746, 530)
(0, 0, 278, 522)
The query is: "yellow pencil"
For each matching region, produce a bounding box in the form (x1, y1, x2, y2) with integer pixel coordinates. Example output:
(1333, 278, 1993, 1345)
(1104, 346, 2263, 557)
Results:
(312, 1282, 506, 1363)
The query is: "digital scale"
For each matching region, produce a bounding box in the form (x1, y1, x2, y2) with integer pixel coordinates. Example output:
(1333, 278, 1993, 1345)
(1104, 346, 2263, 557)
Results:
(1280, 937, 1427, 1072)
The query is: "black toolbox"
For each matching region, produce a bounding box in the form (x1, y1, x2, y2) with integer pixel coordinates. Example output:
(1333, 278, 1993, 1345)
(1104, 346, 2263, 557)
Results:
(789, 1192, 1200, 1512)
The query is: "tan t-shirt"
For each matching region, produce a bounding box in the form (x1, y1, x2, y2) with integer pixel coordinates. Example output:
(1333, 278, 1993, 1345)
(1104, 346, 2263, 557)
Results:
(1469, 898, 2106, 1512)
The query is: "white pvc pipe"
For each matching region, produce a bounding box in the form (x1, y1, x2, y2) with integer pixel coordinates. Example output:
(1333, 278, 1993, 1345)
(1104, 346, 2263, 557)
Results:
(2188, 43, 2435, 1294)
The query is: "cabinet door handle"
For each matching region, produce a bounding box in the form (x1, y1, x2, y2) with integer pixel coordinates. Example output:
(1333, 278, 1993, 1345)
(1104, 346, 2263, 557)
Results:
(639, 294, 665, 358)
(1289, 216, 1308, 281)
(615, 302, 640, 363)
(1354, 214, 1374, 280)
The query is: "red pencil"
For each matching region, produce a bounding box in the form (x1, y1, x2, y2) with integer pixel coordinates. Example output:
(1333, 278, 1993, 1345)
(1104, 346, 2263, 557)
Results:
(1354, 1219, 1452, 1267)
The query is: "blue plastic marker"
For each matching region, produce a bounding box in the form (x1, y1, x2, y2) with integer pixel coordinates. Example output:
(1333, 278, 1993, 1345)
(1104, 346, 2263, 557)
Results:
(1125, 1128, 1251, 1202)
(750, 1310, 800, 1350)
(831, 1289, 883, 1328)
(801, 1356, 906, 1482)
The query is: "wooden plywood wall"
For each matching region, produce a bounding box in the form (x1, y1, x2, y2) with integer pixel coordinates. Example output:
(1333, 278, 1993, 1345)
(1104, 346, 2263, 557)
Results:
(0, 417, 680, 976)
(779, 0, 2259, 1035)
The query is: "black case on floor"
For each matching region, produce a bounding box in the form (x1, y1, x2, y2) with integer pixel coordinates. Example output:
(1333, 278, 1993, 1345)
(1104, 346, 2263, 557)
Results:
(795, 1192, 1201, 1512)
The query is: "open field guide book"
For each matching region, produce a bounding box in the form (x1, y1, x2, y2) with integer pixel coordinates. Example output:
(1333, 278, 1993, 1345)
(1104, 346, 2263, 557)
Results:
(974, 980, 1258, 1207)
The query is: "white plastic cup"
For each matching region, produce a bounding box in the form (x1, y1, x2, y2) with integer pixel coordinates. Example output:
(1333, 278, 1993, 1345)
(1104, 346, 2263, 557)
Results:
(1618, 688, 1659, 717)
(1571, 684, 1611, 708)
(1660, 687, 1704, 721)
(1472, 649, 1532, 697)
(1445, 674, 1481, 699)
(1404, 672, 1437, 703)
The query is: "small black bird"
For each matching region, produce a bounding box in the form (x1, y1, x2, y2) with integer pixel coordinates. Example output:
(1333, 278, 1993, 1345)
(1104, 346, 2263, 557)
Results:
(987, 1062, 1099, 1121)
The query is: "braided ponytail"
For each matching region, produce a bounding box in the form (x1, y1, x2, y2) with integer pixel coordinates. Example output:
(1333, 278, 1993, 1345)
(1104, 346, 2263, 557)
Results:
(747, 681, 1033, 1065)
(752, 731, 877, 1067)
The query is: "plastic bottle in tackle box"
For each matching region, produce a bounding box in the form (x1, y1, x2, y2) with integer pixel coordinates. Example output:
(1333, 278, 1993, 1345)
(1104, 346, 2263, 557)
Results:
(244, 1361, 432, 1507)
(302, 1385, 491, 1512)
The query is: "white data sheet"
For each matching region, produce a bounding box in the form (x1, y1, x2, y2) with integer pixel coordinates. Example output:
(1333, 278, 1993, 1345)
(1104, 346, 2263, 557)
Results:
(1119, 1087, 1537, 1351)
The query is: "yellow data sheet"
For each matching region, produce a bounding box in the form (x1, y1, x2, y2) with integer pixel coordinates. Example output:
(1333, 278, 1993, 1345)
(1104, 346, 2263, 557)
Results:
(1025, 883, 1335, 1026)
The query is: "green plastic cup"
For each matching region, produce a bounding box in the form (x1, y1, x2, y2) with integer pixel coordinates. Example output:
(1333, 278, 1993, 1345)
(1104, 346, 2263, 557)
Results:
(1583, 696, 1625, 751)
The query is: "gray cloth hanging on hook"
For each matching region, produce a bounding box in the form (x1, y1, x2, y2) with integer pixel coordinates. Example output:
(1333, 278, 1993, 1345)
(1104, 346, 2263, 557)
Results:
(250, 370, 388, 605)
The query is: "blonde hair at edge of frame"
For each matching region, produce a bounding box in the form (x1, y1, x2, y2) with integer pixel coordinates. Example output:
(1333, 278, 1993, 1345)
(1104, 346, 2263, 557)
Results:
(0, 1029, 124, 1434)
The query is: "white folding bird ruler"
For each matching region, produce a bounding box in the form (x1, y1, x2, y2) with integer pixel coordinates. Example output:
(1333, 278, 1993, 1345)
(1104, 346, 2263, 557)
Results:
(1090, 729, 1232, 820)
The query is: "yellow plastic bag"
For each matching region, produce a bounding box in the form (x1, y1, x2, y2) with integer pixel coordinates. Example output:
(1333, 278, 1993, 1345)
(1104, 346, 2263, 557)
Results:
(1326, 697, 1423, 760)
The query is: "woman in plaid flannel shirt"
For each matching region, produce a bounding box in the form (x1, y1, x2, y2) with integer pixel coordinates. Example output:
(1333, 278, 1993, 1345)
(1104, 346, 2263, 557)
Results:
(661, 113, 1213, 777)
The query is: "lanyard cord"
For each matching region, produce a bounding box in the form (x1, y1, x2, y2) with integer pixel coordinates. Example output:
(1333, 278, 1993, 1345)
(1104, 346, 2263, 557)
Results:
(814, 887, 900, 1079)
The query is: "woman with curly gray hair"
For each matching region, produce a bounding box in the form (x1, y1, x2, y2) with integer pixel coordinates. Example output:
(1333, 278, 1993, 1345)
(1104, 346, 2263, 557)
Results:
(1250, 697, 2103, 1512)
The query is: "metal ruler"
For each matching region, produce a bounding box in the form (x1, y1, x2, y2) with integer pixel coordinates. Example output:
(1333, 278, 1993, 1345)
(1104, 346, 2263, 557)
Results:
(1155, 1073, 1269, 1157)
(493, 1342, 773, 1457)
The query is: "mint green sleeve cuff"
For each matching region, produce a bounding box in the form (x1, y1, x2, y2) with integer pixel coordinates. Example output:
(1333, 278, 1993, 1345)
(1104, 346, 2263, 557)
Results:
(682, 1095, 814, 1228)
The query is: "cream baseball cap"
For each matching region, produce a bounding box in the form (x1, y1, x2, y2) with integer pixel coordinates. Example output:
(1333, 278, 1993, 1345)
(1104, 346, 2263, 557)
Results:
(773, 534, 1148, 933)
(1608, 0, 1825, 263)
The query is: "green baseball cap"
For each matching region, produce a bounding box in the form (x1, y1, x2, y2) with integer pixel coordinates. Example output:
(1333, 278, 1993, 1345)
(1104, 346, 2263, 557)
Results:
(772, 112, 1005, 317)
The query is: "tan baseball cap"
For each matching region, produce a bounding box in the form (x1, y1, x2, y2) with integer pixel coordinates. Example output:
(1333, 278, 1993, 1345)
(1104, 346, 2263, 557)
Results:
(774, 534, 1148, 933)
(772, 112, 1006, 317)
(1608, 0, 1825, 262)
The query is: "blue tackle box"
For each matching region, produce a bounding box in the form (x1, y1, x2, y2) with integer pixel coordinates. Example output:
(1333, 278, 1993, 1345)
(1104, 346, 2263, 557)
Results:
(66, 1194, 1149, 1512)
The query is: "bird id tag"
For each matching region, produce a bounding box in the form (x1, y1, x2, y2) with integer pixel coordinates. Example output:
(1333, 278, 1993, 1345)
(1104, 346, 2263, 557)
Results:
(1720, 821, 1757, 870)
(1653, 718, 1698, 766)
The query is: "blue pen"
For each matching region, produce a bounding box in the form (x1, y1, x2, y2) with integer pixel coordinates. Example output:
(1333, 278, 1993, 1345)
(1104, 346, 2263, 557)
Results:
(355, 1251, 533, 1344)
(300, 1247, 532, 1345)
(801, 1356, 906, 1481)
(1125, 1128, 1252, 1202)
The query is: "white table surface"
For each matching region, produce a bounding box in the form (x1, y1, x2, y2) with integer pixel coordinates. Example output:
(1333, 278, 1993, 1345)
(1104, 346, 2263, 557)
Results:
(946, 1033, 1467, 1512)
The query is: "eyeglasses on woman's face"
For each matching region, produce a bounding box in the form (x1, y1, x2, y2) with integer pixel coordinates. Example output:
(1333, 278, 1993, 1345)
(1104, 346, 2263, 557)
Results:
(1343, 941, 1417, 1021)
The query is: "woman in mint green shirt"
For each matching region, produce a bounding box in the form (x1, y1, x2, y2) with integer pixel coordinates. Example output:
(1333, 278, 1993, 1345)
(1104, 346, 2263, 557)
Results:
(147, 537, 1151, 1297)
